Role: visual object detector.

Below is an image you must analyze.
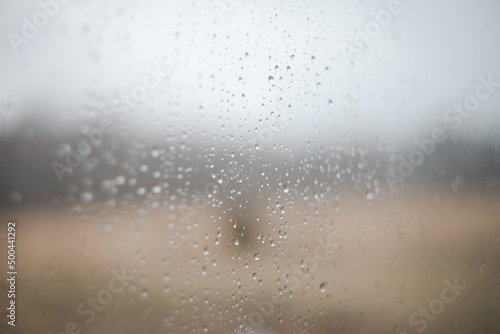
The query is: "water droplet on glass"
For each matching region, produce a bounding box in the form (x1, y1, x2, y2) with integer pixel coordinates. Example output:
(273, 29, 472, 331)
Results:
(115, 175, 126, 185)
(80, 191, 93, 203)
(366, 191, 375, 200)
(9, 191, 22, 204)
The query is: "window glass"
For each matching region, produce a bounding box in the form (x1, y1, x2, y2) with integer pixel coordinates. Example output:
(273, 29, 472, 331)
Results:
(1, 1, 500, 333)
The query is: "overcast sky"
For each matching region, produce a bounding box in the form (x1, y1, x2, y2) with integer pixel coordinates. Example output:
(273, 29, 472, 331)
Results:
(1, 0, 499, 147)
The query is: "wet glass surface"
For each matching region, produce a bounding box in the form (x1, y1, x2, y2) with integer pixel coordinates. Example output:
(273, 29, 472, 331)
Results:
(1, 1, 500, 333)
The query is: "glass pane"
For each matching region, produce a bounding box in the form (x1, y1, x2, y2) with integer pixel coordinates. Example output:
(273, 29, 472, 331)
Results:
(1, 0, 499, 333)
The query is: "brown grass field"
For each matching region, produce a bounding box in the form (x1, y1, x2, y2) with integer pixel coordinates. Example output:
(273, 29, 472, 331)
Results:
(1, 189, 500, 334)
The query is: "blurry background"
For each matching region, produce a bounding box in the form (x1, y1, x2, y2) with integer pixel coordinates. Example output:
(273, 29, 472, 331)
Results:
(1, 0, 500, 333)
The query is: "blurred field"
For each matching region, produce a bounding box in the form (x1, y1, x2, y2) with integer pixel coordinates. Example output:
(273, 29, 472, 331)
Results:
(1, 189, 500, 334)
